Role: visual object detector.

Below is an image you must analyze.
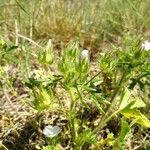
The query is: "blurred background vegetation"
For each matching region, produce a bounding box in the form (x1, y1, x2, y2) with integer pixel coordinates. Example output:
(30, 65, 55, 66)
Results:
(0, 0, 150, 52)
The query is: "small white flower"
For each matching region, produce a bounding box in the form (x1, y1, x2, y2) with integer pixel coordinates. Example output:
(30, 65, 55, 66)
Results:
(141, 40, 150, 51)
(80, 49, 89, 60)
(43, 125, 61, 138)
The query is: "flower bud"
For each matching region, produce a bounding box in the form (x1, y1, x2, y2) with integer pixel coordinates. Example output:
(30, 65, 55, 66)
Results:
(68, 42, 79, 58)
(58, 59, 68, 73)
(38, 39, 54, 65)
(76, 49, 90, 74)
(32, 86, 52, 111)
(80, 49, 89, 60)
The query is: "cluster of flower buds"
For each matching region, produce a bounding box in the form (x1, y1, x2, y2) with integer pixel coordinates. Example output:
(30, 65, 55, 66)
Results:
(38, 39, 54, 65)
(32, 86, 52, 111)
(58, 45, 90, 84)
(68, 42, 79, 58)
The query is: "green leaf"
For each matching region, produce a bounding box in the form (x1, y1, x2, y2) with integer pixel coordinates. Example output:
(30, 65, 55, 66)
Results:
(119, 88, 131, 110)
(119, 89, 150, 128)
(121, 109, 150, 128)
(38, 39, 54, 65)
(119, 119, 130, 143)
(75, 129, 96, 149)
(119, 88, 146, 111)
(130, 98, 146, 109)
(113, 118, 130, 150)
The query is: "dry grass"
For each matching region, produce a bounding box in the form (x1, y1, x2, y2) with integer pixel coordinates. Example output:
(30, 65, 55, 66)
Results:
(1, 0, 150, 51)
(0, 0, 150, 149)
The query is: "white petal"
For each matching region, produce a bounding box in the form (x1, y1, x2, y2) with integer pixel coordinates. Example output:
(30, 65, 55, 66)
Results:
(141, 40, 150, 51)
(81, 49, 89, 59)
(43, 125, 61, 138)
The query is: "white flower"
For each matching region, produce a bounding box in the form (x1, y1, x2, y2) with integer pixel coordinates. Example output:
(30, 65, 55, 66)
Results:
(80, 49, 89, 60)
(141, 40, 150, 51)
(43, 125, 61, 138)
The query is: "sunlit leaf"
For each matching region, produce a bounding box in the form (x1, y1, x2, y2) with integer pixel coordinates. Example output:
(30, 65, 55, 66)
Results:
(121, 109, 150, 128)
(130, 98, 146, 109)
(119, 88, 146, 111)
(119, 88, 130, 110)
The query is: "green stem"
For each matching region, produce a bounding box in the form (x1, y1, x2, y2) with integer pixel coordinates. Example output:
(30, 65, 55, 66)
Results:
(68, 89, 76, 142)
(75, 85, 90, 109)
(94, 71, 127, 133)
(25, 46, 30, 79)
(84, 71, 102, 86)
(74, 71, 102, 103)
(94, 110, 120, 133)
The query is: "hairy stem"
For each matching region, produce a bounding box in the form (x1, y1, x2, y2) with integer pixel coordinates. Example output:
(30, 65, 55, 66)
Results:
(94, 71, 127, 133)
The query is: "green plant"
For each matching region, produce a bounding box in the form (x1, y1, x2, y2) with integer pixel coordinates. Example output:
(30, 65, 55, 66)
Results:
(24, 36, 150, 149)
